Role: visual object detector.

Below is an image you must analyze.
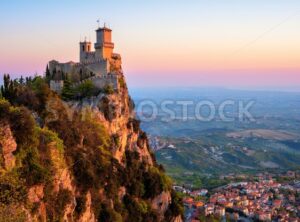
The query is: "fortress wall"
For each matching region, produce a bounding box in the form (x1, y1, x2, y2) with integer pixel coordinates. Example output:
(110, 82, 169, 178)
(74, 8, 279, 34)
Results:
(49, 58, 109, 77)
(91, 74, 119, 90)
(81, 52, 96, 64)
(49, 61, 77, 75)
(73, 75, 119, 91)
(50, 80, 64, 93)
(60, 63, 75, 74)
(86, 60, 109, 76)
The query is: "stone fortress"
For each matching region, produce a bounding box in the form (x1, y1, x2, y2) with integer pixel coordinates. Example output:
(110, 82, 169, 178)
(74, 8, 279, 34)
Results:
(49, 24, 122, 93)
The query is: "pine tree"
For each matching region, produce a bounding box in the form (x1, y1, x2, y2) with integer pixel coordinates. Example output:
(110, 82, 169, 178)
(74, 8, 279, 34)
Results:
(45, 64, 51, 84)
(1, 74, 17, 101)
(79, 69, 83, 81)
(61, 78, 73, 100)
(19, 76, 24, 85)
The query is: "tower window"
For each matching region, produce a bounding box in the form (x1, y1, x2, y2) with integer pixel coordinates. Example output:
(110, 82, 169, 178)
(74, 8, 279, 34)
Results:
(82, 45, 85, 51)
(88, 45, 90, 51)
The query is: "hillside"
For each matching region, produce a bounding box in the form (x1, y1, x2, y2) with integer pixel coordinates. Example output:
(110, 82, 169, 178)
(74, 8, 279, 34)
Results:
(0, 73, 183, 222)
(132, 88, 300, 188)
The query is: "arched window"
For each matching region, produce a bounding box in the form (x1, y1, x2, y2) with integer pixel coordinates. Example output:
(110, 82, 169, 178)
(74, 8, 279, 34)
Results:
(82, 45, 85, 51)
(88, 45, 90, 51)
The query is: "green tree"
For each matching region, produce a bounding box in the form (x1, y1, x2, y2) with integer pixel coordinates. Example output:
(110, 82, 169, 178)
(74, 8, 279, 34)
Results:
(1, 74, 17, 102)
(19, 76, 24, 85)
(103, 84, 114, 94)
(77, 80, 96, 98)
(61, 79, 74, 100)
(45, 64, 51, 83)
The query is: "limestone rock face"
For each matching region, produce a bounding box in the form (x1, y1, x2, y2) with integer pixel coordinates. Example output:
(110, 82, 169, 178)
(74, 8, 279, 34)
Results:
(77, 192, 96, 222)
(0, 123, 17, 170)
(173, 216, 184, 222)
(28, 185, 44, 203)
(69, 82, 154, 166)
(151, 191, 172, 216)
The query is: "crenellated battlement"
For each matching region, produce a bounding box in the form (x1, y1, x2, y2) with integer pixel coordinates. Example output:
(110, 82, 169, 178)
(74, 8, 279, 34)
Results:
(73, 74, 119, 90)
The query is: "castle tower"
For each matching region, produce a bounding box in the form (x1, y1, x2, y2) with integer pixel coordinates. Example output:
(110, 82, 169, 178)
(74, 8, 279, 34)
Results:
(94, 26, 114, 60)
(79, 40, 92, 63)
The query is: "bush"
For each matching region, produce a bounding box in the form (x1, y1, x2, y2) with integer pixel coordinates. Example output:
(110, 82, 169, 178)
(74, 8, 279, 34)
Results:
(112, 134, 120, 148)
(0, 99, 36, 152)
(164, 190, 184, 220)
(143, 167, 172, 199)
(77, 80, 96, 98)
(46, 188, 72, 221)
(0, 99, 11, 120)
(75, 195, 87, 216)
(0, 172, 27, 205)
(98, 203, 122, 222)
(19, 148, 50, 186)
(119, 77, 126, 89)
(0, 205, 27, 222)
(38, 127, 64, 153)
(103, 84, 114, 95)
(122, 195, 158, 222)
(55, 189, 72, 218)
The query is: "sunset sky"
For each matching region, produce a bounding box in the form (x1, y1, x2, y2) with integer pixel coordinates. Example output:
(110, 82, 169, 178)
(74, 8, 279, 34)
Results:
(0, 0, 299, 89)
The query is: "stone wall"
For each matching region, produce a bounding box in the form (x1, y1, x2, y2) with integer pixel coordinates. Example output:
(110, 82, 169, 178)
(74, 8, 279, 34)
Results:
(50, 80, 64, 93)
(49, 58, 110, 77)
(73, 74, 119, 91)
(92, 74, 119, 90)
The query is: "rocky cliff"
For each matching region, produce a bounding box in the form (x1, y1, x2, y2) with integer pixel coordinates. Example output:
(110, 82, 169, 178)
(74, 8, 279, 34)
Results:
(0, 73, 183, 222)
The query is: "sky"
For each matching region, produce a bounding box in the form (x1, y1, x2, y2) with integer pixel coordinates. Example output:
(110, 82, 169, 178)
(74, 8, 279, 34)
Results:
(0, 0, 299, 89)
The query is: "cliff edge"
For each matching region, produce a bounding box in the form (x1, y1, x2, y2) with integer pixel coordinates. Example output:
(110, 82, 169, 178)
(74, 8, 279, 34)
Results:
(0, 70, 183, 221)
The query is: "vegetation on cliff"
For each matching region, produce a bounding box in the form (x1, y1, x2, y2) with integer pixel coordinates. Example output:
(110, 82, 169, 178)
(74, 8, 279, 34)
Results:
(0, 74, 183, 222)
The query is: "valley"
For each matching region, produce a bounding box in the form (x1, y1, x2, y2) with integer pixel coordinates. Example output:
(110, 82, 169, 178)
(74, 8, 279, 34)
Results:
(131, 88, 300, 188)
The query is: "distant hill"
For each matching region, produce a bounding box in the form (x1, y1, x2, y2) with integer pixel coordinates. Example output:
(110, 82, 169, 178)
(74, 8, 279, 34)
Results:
(133, 88, 300, 188)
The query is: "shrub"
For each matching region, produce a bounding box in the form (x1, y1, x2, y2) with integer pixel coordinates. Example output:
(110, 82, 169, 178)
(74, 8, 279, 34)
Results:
(55, 189, 72, 218)
(75, 195, 87, 216)
(103, 84, 114, 95)
(0, 99, 36, 153)
(119, 77, 126, 89)
(38, 127, 64, 153)
(46, 188, 72, 221)
(122, 195, 158, 222)
(143, 167, 172, 199)
(0, 172, 27, 205)
(164, 190, 184, 220)
(0, 99, 10, 120)
(76, 80, 96, 98)
(98, 203, 122, 222)
(72, 152, 95, 190)
(9, 106, 36, 148)
(0, 205, 27, 222)
(19, 148, 50, 186)
(112, 134, 120, 148)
